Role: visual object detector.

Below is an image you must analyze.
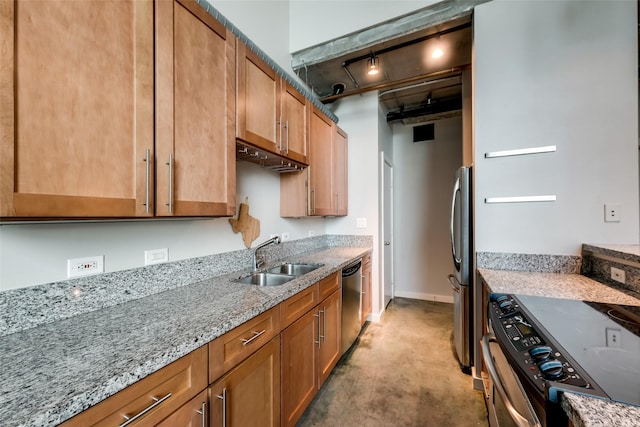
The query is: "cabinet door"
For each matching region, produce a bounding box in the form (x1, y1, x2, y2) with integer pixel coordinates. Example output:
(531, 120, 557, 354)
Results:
(281, 308, 319, 427)
(308, 107, 334, 216)
(333, 127, 348, 216)
(236, 41, 280, 153)
(279, 169, 308, 218)
(0, 0, 154, 218)
(157, 390, 207, 427)
(281, 81, 308, 164)
(318, 289, 341, 388)
(210, 336, 281, 427)
(155, 0, 236, 217)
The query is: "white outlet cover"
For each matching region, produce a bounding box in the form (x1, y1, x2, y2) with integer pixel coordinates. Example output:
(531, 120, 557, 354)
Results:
(67, 255, 104, 278)
(145, 248, 169, 266)
(356, 218, 367, 228)
(604, 203, 621, 222)
(281, 232, 290, 241)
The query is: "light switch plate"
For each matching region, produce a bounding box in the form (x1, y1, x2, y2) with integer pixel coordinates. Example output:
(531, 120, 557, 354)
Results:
(145, 248, 168, 266)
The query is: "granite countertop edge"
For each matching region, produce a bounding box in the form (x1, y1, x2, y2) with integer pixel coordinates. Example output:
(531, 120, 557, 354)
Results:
(0, 245, 371, 427)
(478, 268, 640, 427)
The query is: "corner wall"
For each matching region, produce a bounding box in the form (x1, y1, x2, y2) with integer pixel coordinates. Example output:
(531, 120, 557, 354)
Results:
(473, 0, 639, 255)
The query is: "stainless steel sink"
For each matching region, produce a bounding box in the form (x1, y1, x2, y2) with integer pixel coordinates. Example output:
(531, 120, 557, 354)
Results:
(236, 272, 296, 287)
(266, 263, 324, 276)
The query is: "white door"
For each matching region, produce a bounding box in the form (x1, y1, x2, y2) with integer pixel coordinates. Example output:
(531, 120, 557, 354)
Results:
(383, 157, 394, 308)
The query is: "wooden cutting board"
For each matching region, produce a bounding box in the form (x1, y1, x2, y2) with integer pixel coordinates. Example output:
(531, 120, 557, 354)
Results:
(229, 201, 260, 249)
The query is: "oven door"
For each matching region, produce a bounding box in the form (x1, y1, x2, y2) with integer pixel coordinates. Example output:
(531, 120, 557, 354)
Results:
(481, 333, 542, 427)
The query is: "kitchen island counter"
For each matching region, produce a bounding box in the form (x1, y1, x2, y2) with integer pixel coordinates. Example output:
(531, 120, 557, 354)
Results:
(0, 244, 371, 427)
(478, 268, 640, 427)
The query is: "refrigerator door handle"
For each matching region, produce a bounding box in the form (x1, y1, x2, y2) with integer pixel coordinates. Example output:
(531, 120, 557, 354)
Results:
(450, 176, 461, 269)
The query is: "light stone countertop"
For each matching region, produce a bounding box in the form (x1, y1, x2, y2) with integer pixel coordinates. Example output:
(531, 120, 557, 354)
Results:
(478, 268, 640, 427)
(0, 246, 370, 427)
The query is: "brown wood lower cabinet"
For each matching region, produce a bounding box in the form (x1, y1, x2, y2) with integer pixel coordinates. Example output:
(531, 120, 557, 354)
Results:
(60, 346, 208, 427)
(209, 336, 281, 427)
(281, 286, 341, 427)
(157, 389, 207, 427)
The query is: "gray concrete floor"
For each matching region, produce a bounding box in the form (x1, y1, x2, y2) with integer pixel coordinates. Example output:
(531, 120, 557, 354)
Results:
(297, 297, 488, 427)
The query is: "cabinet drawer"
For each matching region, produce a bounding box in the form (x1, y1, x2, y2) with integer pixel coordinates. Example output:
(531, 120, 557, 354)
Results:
(157, 389, 207, 427)
(280, 284, 319, 329)
(61, 346, 208, 427)
(318, 272, 340, 301)
(209, 306, 280, 382)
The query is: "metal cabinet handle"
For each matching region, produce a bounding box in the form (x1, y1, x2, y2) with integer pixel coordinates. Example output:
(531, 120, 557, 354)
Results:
(143, 148, 150, 213)
(195, 401, 206, 427)
(166, 154, 173, 213)
(335, 193, 338, 210)
(481, 334, 541, 427)
(322, 306, 327, 343)
(119, 392, 172, 427)
(277, 118, 282, 152)
(285, 120, 289, 153)
(314, 311, 321, 348)
(311, 188, 316, 214)
(216, 388, 227, 427)
(241, 329, 266, 346)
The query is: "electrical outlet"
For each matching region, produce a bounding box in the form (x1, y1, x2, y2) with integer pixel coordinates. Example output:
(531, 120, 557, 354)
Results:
(611, 266, 626, 284)
(605, 203, 621, 222)
(67, 256, 104, 278)
(145, 248, 168, 266)
(606, 327, 622, 348)
(308, 230, 316, 237)
(281, 232, 290, 241)
(356, 218, 367, 228)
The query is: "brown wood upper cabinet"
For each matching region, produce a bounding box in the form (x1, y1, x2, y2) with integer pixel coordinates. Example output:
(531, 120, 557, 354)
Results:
(0, 0, 235, 219)
(236, 41, 309, 165)
(155, 0, 235, 217)
(0, 0, 155, 218)
(281, 107, 347, 217)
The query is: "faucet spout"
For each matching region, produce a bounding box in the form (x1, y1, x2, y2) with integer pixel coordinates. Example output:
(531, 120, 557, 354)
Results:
(252, 236, 281, 271)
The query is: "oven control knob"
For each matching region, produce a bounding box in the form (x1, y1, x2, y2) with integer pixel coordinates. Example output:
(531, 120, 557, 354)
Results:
(498, 300, 514, 313)
(529, 346, 553, 362)
(539, 359, 565, 380)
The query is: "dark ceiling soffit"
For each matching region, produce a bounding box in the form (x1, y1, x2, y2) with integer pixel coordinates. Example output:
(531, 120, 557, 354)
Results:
(386, 97, 463, 123)
(320, 67, 466, 104)
(290, 0, 489, 70)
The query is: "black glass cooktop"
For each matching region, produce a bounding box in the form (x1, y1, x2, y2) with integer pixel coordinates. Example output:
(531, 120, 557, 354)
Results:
(516, 294, 640, 407)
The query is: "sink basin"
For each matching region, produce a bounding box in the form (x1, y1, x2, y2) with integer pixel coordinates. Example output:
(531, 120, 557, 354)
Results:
(237, 272, 296, 286)
(267, 263, 324, 276)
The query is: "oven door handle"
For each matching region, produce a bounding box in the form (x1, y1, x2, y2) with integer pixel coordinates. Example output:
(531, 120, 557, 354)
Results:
(482, 333, 542, 427)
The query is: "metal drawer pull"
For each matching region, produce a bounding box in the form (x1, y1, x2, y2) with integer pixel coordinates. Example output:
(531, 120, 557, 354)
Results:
(448, 274, 460, 294)
(241, 329, 266, 346)
(195, 401, 206, 427)
(143, 148, 150, 213)
(216, 388, 227, 427)
(119, 392, 172, 427)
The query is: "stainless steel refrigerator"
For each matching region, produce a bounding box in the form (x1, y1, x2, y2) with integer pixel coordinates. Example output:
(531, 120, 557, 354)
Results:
(448, 165, 473, 373)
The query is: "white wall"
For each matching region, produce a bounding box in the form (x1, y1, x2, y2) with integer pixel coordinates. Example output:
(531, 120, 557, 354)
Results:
(0, 162, 325, 290)
(474, 0, 639, 255)
(325, 93, 383, 316)
(210, 0, 291, 71)
(289, 0, 438, 52)
(393, 117, 462, 301)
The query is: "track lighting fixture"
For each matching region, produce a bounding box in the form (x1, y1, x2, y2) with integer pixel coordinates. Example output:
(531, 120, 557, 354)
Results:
(367, 53, 379, 76)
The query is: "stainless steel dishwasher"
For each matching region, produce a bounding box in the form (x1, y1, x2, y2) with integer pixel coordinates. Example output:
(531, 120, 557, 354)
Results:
(341, 259, 362, 355)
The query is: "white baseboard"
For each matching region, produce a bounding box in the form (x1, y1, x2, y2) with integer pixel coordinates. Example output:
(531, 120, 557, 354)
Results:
(393, 290, 454, 304)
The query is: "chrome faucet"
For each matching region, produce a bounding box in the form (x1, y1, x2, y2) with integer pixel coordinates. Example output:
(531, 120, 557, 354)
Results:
(252, 236, 280, 271)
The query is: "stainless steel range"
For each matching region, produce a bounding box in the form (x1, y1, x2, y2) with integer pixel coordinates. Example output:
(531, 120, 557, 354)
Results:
(483, 293, 640, 427)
